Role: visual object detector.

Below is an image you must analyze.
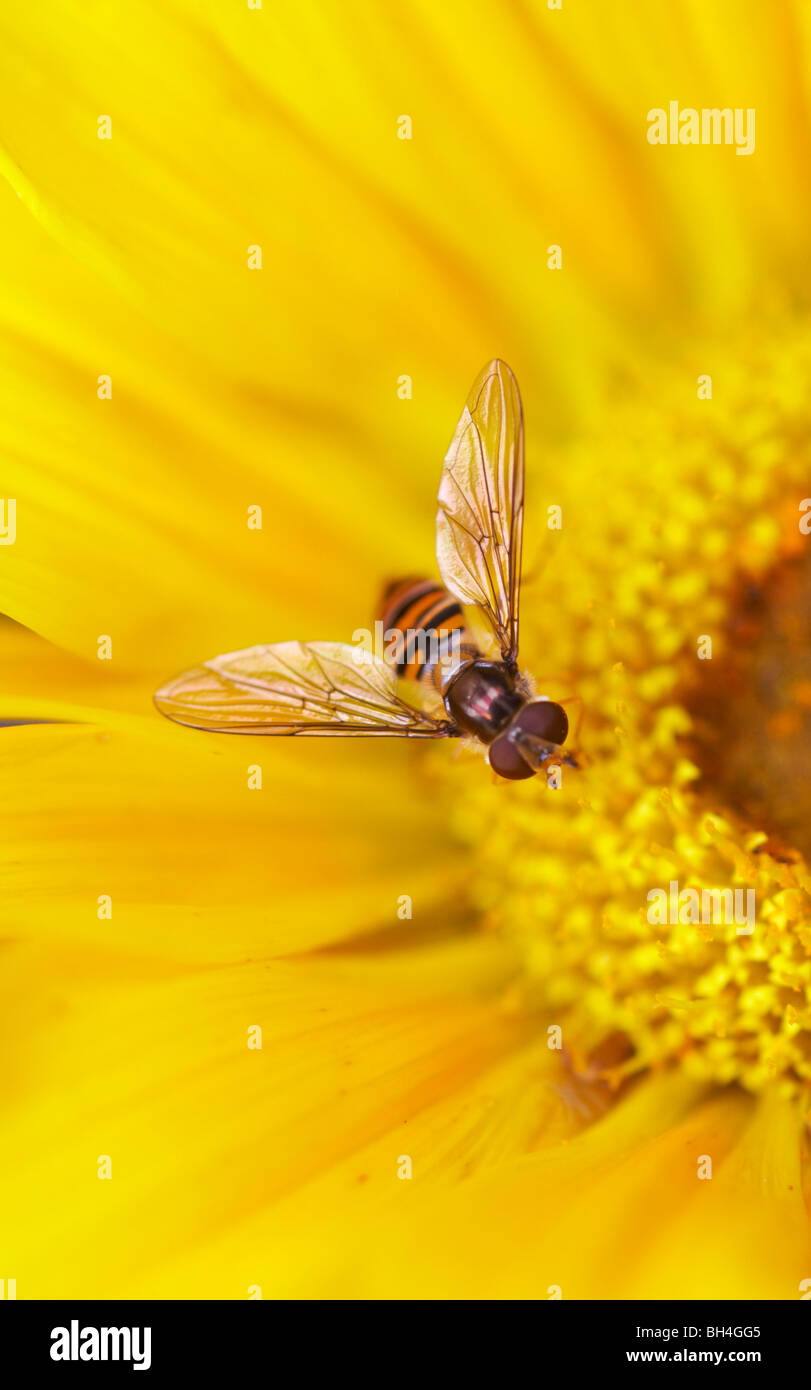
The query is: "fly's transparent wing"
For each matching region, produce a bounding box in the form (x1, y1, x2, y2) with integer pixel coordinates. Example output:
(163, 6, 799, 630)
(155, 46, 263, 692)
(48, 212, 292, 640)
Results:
(436, 359, 524, 664)
(154, 640, 457, 736)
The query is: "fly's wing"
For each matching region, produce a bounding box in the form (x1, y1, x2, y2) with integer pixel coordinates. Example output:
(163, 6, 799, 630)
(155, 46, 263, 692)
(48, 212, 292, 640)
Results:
(436, 359, 524, 665)
(154, 640, 457, 736)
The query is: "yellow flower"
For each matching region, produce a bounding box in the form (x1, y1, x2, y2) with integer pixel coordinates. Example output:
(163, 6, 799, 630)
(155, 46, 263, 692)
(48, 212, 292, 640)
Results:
(1, 0, 810, 1298)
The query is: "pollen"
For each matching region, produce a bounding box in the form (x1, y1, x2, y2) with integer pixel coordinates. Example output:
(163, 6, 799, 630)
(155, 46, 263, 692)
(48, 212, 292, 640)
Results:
(445, 321, 811, 1098)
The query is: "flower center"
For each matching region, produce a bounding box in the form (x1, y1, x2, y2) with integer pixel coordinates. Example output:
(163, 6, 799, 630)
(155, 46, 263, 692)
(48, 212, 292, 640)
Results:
(684, 552, 811, 862)
(446, 335, 811, 1098)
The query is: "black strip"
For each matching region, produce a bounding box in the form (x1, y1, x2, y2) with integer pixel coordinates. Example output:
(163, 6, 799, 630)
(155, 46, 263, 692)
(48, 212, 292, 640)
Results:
(384, 580, 438, 629)
(423, 600, 463, 629)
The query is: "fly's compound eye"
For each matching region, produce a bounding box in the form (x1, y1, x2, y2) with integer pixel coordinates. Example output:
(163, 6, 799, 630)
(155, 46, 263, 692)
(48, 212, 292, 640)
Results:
(487, 700, 570, 781)
(488, 731, 536, 779)
(514, 699, 569, 746)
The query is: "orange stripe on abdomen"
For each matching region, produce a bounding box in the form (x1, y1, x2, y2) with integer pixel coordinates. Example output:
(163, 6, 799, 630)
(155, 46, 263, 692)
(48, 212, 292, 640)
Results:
(377, 577, 468, 681)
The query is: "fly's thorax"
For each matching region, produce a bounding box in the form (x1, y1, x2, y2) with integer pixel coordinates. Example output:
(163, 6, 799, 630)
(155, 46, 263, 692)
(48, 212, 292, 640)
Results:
(433, 640, 480, 697)
(444, 660, 525, 743)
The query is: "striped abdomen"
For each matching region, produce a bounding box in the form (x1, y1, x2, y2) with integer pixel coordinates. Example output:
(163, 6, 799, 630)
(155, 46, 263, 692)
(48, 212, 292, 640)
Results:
(378, 577, 473, 685)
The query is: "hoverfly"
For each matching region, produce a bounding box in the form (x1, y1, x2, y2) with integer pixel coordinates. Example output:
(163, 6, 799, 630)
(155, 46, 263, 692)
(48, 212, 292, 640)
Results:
(155, 360, 576, 780)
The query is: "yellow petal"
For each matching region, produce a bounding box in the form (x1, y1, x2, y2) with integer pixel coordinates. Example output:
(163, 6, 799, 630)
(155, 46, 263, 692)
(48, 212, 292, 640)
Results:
(268, 1076, 810, 1299)
(0, 710, 469, 962)
(0, 932, 533, 1297)
(9, 2, 801, 656)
